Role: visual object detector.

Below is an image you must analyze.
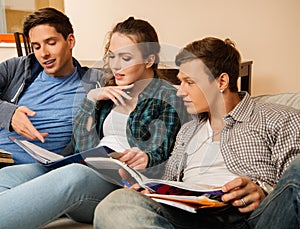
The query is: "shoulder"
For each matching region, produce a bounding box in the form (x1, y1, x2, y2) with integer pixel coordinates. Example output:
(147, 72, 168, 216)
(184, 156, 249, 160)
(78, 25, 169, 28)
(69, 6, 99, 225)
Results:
(247, 99, 300, 134)
(0, 56, 26, 68)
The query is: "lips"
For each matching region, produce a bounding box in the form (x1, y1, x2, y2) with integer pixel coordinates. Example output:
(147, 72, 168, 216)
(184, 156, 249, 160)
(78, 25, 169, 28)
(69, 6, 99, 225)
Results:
(43, 59, 55, 68)
(114, 73, 125, 80)
(183, 100, 192, 106)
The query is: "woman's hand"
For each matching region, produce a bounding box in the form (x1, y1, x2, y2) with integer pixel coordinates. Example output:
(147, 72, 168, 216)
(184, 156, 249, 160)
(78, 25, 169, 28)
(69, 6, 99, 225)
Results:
(87, 84, 134, 105)
(221, 176, 266, 213)
(119, 147, 149, 169)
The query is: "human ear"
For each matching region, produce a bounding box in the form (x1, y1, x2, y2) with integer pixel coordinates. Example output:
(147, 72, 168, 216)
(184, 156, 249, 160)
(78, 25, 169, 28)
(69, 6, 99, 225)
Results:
(144, 54, 155, 68)
(67, 34, 76, 49)
(217, 73, 229, 92)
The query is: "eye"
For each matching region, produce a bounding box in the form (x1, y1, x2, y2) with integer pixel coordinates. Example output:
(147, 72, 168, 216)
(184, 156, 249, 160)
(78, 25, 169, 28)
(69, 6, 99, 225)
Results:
(48, 41, 56, 46)
(32, 44, 40, 50)
(122, 56, 132, 62)
(108, 54, 115, 59)
(187, 81, 195, 85)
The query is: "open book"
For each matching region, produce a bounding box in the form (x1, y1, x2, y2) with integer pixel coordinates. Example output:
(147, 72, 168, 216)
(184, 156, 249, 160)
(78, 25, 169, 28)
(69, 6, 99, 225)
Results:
(9, 136, 114, 169)
(85, 157, 225, 212)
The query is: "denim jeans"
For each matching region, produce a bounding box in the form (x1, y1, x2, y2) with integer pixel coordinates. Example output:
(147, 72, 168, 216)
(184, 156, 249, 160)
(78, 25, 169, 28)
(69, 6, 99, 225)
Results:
(248, 155, 300, 228)
(94, 156, 300, 229)
(0, 163, 119, 229)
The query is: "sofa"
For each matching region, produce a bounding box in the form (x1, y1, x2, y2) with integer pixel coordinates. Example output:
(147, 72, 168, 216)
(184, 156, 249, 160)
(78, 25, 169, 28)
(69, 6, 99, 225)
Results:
(42, 92, 299, 228)
(253, 93, 300, 109)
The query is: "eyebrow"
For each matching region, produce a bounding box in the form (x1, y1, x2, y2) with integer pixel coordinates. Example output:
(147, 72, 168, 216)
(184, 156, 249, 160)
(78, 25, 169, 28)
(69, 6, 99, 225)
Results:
(108, 50, 133, 56)
(177, 74, 192, 81)
(31, 37, 57, 45)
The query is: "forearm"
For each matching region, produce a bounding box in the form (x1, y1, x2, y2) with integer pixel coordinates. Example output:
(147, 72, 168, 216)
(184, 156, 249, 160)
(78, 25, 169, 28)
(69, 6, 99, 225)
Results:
(0, 101, 17, 130)
(73, 97, 100, 152)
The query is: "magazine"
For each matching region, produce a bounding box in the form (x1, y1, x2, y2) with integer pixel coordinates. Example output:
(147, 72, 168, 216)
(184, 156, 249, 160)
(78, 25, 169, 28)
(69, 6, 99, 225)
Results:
(85, 157, 225, 212)
(9, 136, 114, 169)
(145, 193, 227, 213)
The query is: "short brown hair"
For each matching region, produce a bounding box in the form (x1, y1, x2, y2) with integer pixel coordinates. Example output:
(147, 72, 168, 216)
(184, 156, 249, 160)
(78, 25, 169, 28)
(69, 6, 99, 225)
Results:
(23, 7, 73, 40)
(175, 37, 241, 92)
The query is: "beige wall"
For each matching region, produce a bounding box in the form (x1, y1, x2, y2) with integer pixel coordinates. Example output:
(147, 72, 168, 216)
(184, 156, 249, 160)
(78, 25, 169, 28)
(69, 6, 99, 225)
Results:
(64, 0, 300, 95)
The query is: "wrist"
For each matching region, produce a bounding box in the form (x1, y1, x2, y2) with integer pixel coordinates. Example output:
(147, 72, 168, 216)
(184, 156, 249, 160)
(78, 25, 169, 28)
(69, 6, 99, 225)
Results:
(255, 180, 274, 195)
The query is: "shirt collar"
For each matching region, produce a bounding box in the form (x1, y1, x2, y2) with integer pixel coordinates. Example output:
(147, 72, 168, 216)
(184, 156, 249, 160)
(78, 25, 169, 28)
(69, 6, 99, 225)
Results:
(138, 74, 162, 99)
(224, 92, 254, 124)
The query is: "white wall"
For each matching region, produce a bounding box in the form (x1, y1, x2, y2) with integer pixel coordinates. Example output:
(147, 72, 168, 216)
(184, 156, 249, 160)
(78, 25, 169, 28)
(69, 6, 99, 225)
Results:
(53, 0, 300, 95)
(4, 0, 35, 11)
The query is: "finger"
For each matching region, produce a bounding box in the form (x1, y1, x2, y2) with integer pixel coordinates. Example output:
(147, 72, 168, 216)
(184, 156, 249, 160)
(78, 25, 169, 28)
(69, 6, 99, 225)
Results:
(121, 90, 132, 100)
(19, 106, 36, 117)
(222, 177, 246, 193)
(109, 90, 128, 106)
(118, 150, 135, 162)
(130, 183, 142, 191)
(237, 201, 259, 213)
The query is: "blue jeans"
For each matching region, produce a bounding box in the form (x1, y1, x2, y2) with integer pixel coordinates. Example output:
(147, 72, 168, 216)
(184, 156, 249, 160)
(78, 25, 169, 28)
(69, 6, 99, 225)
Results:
(94, 156, 300, 229)
(0, 163, 119, 229)
(248, 155, 300, 228)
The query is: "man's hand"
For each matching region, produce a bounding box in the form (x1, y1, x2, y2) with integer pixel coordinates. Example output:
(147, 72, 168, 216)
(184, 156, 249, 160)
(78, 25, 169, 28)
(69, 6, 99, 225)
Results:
(221, 176, 266, 213)
(11, 106, 48, 142)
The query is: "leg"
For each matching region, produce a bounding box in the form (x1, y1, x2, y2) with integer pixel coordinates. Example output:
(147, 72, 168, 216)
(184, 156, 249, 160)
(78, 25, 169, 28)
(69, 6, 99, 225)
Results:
(0, 163, 50, 192)
(94, 189, 175, 229)
(248, 156, 300, 228)
(0, 163, 119, 229)
(94, 189, 249, 229)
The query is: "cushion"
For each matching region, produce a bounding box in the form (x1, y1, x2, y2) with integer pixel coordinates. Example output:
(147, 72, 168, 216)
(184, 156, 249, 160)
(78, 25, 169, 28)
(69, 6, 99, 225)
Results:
(253, 93, 300, 109)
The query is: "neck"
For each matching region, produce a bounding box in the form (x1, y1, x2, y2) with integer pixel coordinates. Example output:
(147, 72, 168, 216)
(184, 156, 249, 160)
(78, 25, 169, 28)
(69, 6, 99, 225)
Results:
(223, 92, 241, 113)
(130, 68, 155, 97)
(207, 91, 241, 140)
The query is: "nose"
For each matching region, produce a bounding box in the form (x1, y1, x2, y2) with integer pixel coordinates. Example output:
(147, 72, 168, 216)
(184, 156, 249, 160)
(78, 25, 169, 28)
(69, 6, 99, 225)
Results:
(40, 45, 50, 58)
(110, 57, 121, 72)
(176, 82, 187, 97)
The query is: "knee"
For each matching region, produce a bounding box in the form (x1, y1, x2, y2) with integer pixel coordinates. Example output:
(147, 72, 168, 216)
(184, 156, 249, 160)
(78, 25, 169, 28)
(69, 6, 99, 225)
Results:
(94, 189, 128, 227)
(95, 189, 131, 212)
(51, 164, 98, 190)
(54, 163, 92, 182)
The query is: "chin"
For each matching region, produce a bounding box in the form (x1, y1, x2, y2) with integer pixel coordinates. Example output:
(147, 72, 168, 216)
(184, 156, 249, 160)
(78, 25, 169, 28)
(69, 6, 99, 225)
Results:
(186, 108, 198, 114)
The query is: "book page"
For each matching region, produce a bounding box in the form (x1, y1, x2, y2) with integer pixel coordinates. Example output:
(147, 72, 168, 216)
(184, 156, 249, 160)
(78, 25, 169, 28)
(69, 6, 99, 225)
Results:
(143, 179, 223, 197)
(147, 194, 227, 213)
(19, 140, 64, 161)
(146, 194, 226, 207)
(0, 149, 12, 158)
(150, 198, 197, 213)
(85, 157, 146, 188)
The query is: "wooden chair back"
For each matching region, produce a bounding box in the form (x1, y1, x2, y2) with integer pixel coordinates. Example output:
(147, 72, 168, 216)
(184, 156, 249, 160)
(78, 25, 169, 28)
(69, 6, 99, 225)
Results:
(14, 32, 33, 56)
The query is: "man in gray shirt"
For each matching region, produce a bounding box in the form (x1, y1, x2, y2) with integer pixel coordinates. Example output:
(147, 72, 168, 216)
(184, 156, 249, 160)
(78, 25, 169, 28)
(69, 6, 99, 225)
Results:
(0, 8, 102, 164)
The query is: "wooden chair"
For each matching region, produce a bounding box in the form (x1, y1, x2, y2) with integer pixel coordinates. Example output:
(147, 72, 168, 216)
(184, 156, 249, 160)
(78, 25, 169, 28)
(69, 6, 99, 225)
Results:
(14, 32, 33, 56)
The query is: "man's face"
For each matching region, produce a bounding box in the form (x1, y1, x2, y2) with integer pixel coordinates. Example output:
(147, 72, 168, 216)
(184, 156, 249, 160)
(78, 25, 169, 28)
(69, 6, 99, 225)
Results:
(176, 59, 219, 115)
(29, 24, 75, 77)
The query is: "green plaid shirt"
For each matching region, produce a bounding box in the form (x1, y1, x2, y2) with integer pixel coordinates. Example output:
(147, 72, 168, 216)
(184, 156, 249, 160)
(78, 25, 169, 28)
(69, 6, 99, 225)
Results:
(73, 77, 189, 167)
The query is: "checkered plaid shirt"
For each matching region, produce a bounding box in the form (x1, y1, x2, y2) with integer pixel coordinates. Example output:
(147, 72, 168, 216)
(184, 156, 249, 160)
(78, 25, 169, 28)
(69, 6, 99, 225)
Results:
(163, 92, 300, 186)
(73, 77, 189, 167)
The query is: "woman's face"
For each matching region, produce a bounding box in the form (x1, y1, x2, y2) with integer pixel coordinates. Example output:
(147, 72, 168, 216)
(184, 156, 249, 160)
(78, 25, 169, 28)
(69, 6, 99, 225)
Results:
(108, 32, 148, 86)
